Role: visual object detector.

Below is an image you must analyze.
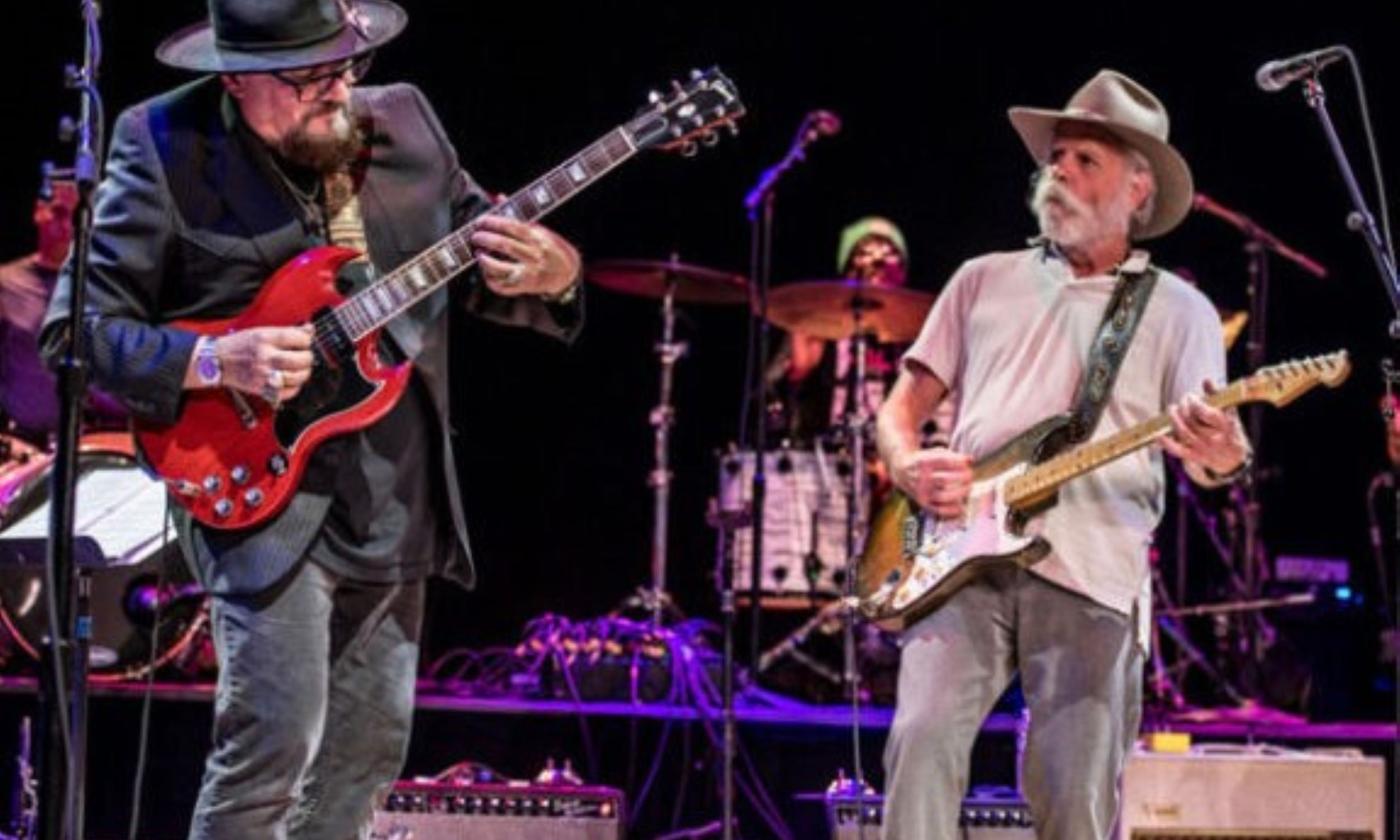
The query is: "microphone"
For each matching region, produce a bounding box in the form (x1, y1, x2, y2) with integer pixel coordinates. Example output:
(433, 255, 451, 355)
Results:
(798, 109, 842, 145)
(1255, 46, 1347, 92)
(125, 581, 205, 620)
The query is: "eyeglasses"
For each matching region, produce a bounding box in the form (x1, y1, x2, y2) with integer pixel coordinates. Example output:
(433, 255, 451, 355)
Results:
(271, 51, 374, 102)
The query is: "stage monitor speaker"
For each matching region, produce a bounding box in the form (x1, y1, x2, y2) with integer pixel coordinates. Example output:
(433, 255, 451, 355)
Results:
(1119, 745, 1386, 839)
(371, 780, 624, 840)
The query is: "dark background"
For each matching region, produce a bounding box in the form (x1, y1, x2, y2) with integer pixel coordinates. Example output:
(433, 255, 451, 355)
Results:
(3, 1, 1397, 716)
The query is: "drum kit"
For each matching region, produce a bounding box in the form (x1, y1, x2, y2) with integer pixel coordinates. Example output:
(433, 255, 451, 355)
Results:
(587, 256, 937, 697)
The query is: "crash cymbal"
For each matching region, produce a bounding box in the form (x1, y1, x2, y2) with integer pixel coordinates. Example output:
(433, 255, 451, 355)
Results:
(587, 258, 749, 304)
(764, 279, 935, 343)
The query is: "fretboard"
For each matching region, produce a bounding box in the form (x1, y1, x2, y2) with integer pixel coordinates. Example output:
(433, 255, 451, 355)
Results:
(330, 127, 637, 340)
(1004, 382, 1249, 506)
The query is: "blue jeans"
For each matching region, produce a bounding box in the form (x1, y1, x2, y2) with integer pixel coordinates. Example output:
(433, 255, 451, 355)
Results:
(188, 559, 424, 840)
(881, 566, 1143, 840)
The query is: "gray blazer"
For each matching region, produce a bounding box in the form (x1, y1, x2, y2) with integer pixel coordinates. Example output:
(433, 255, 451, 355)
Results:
(43, 76, 581, 595)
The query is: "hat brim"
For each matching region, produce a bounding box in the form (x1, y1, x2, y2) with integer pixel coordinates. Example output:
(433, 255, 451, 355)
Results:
(156, 0, 407, 73)
(1008, 106, 1194, 240)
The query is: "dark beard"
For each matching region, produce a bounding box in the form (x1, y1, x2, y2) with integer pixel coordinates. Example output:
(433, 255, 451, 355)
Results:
(277, 106, 365, 173)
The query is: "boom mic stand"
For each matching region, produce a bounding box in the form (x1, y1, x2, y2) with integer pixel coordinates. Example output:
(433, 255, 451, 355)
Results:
(39, 3, 105, 839)
(1190, 192, 1326, 695)
(734, 109, 838, 840)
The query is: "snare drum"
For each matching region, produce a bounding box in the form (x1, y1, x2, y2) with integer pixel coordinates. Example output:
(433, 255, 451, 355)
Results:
(718, 445, 869, 603)
(0, 434, 209, 682)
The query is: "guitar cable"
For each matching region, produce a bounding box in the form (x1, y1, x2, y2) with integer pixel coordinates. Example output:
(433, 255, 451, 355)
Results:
(125, 497, 172, 840)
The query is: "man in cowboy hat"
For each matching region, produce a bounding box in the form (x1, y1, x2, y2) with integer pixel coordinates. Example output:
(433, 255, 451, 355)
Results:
(41, 1, 582, 836)
(875, 70, 1250, 839)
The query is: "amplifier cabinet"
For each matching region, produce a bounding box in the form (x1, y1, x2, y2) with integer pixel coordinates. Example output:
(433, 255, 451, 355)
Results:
(1119, 746, 1385, 839)
(371, 780, 624, 840)
(827, 787, 1034, 839)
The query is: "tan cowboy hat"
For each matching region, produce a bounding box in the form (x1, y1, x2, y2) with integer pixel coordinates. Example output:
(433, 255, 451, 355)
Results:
(157, 0, 407, 74)
(1008, 69, 1194, 239)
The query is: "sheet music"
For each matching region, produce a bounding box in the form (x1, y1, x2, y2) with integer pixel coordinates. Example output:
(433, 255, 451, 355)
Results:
(0, 463, 174, 566)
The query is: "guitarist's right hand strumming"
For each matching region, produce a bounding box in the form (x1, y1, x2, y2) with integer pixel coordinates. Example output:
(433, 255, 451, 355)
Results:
(182, 324, 315, 405)
(892, 447, 973, 520)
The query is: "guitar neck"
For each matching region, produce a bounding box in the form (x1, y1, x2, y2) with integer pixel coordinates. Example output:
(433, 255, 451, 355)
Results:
(1005, 381, 1250, 506)
(331, 127, 639, 340)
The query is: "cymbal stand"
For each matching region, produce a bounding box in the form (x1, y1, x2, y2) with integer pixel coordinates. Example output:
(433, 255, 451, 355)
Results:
(837, 291, 874, 796)
(631, 262, 687, 626)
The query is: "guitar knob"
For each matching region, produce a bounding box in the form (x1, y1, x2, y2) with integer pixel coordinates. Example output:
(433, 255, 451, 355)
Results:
(230, 465, 250, 485)
(213, 499, 234, 519)
(203, 475, 222, 493)
(243, 488, 265, 508)
(267, 454, 288, 476)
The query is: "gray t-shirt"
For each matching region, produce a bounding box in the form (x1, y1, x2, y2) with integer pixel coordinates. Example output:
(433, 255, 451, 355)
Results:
(903, 246, 1225, 645)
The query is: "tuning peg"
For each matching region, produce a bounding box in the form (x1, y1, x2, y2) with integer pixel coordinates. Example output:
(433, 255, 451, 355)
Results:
(680, 140, 698, 158)
(670, 125, 685, 139)
(691, 113, 707, 128)
(690, 68, 704, 80)
(701, 129, 720, 147)
(648, 90, 663, 105)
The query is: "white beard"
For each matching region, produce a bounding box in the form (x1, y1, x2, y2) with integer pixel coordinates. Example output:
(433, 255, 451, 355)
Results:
(1031, 171, 1134, 250)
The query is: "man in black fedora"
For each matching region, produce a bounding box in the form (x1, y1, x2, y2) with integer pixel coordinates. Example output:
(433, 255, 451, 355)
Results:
(875, 70, 1251, 838)
(42, 1, 583, 836)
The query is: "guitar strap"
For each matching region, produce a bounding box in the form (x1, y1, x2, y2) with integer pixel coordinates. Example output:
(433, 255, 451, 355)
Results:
(1064, 263, 1159, 444)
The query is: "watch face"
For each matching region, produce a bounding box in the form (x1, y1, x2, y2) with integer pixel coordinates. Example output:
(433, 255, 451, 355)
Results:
(197, 353, 219, 384)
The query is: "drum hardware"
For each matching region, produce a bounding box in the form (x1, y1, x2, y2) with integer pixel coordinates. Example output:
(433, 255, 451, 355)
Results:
(0, 439, 208, 682)
(1187, 191, 1329, 702)
(587, 257, 749, 626)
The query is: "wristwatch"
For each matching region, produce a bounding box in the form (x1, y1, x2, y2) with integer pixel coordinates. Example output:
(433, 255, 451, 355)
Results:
(193, 336, 222, 388)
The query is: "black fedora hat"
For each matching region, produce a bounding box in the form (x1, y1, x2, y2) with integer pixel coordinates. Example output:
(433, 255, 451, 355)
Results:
(156, 0, 407, 73)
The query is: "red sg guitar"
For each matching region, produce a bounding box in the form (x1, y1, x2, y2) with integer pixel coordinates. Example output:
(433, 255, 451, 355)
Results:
(135, 68, 744, 530)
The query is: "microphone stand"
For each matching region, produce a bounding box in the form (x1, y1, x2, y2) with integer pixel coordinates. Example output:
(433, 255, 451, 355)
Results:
(1296, 72, 1400, 334)
(741, 114, 833, 674)
(39, 3, 104, 839)
(732, 113, 833, 840)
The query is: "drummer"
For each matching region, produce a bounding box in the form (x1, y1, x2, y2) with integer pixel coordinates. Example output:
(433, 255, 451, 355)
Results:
(0, 180, 124, 442)
(768, 216, 949, 449)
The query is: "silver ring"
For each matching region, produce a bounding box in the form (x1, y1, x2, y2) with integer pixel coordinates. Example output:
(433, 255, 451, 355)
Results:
(499, 264, 525, 286)
(261, 382, 280, 407)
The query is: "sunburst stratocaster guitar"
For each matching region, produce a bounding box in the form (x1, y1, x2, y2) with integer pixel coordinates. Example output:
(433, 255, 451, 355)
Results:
(856, 351, 1351, 631)
(135, 68, 744, 530)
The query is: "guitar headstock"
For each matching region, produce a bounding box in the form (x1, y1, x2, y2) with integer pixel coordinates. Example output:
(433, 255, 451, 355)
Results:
(1240, 350, 1352, 407)
(625, 67, 745, 156)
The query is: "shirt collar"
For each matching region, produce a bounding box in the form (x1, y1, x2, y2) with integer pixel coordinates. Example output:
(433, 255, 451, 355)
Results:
(1029, 236, 1151, 276)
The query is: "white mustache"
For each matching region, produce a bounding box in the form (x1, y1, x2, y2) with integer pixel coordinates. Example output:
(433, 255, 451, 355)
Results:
(1033, 177, 1090, 218)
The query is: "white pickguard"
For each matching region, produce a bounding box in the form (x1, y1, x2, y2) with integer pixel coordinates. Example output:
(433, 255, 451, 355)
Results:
(888, 462, 1041, 613)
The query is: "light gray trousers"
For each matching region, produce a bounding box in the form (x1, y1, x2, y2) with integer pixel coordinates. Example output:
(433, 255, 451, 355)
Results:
(881, 565, 1143, 840)
(188, 559, 424, 840)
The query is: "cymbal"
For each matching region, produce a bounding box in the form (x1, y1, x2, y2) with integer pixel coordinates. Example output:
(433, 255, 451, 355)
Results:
(763, 280, 935, 343)
(587, 259, 749, 304)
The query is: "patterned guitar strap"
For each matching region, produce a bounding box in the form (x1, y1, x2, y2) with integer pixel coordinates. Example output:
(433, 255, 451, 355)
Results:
(1063, 264, 1160, 447)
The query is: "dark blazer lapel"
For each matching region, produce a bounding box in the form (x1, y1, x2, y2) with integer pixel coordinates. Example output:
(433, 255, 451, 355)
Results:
(215, 93, 315, 271)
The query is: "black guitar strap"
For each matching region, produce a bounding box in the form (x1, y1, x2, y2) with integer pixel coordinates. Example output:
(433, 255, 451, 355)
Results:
(1064, 265, 1160, 444)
